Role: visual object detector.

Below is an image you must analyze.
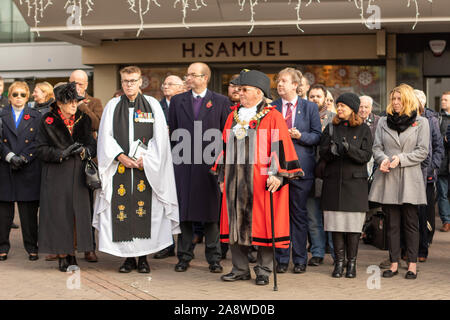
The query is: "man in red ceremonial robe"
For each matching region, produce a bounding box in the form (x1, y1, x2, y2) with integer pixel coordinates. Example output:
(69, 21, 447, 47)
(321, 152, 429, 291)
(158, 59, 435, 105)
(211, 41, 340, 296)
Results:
(211, 70, 304, 286)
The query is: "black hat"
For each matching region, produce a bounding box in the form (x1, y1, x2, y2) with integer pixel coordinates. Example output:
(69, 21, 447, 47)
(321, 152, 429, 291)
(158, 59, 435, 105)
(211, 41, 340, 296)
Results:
(54, 82, 85, 104)
(231, 69, 272, 99)
(336, 92, 360, 114)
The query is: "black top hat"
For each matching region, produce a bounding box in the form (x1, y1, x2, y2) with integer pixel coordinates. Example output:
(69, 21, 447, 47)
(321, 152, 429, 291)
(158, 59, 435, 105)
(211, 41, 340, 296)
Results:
(231, 69, 272, 99)
(53, 82, 85, 104)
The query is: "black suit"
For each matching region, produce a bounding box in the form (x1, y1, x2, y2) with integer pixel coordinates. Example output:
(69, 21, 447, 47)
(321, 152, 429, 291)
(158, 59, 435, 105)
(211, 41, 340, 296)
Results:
(159, 98, 169, 123)
(0, 105, 42, 255)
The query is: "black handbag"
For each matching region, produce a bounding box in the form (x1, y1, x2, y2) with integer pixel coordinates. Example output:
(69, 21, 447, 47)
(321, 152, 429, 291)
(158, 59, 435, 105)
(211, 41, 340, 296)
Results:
(362, 210, 388, 250)
(85, 149, 101, 190)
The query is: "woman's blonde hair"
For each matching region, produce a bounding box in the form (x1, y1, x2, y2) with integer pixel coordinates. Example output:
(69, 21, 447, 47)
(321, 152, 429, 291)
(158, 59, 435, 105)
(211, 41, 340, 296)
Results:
(8, 81, 30, 100)
(34, 81, 55, 101)
(386, 83, 418, 116)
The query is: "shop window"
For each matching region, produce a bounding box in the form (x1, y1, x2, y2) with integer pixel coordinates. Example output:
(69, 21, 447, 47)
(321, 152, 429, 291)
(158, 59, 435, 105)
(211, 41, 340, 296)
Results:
(138, 67, 187, 101)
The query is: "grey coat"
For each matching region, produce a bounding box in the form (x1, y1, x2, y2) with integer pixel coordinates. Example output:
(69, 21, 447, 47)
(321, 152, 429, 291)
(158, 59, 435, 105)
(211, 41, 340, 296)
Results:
(368, 115, 429, 205)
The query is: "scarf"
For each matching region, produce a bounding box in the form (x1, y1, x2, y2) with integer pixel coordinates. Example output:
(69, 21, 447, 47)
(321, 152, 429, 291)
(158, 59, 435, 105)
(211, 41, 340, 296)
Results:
(57, 108, 76, 135)
(387, 110, 417, 134)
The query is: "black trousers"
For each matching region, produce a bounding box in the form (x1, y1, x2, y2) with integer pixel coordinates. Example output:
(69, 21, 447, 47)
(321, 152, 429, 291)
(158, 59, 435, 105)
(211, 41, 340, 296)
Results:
(88, 189, 96, 250)
(177, 221, 221, 264)
(418, 183, 436, 258)
(0, 201, 39, 254)
(384, 204, 419, 263)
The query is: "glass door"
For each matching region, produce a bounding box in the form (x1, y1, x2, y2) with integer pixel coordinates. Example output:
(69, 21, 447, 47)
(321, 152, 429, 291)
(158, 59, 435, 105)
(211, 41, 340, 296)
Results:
(426, 77, 450, 112)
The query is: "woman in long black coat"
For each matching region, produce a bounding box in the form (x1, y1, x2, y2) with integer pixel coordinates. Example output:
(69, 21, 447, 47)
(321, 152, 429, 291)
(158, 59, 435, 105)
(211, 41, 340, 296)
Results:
(318, 93, 373, 279)
(36, 82, 96, 272)
(0, 81, 41, 261)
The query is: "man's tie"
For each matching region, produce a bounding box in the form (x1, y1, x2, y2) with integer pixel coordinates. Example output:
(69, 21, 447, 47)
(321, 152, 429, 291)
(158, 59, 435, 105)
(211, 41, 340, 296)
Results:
(285, 102, 293, 129)
(192, 95, 202, 119)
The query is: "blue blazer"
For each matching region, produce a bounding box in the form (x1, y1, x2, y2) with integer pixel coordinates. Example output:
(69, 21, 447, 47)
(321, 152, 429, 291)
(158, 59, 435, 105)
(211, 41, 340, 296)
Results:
(272, 97, 321, 180)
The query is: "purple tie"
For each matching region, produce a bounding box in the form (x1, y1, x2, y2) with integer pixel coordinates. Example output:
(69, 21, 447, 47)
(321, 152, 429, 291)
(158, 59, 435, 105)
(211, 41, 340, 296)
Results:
(285, 102, 293, 129)
(192, 95, 202, 119)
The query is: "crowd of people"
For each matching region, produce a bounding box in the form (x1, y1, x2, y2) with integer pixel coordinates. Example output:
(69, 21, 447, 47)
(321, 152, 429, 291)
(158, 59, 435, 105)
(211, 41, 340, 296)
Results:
(0, 63, 449, 286)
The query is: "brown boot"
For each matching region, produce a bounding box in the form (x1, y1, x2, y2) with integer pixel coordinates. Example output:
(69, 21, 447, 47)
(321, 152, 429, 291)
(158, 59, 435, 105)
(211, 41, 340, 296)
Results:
(440, 223, 450, 232)
(84, 251, 98, 262)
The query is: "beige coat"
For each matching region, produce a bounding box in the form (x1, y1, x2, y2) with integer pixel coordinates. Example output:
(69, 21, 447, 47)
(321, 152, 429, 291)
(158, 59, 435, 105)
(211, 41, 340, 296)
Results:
(369, 115, 429, 205)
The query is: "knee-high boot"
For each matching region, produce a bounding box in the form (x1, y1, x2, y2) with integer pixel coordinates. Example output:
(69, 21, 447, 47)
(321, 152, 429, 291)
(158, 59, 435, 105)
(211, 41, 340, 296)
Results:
(345, 232, 360, 278)
(331, 232, 345, 278)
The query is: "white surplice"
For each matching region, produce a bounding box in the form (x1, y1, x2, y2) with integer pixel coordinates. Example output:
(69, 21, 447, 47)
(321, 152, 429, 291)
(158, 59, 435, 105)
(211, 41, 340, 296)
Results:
(93, 95, 180, 257)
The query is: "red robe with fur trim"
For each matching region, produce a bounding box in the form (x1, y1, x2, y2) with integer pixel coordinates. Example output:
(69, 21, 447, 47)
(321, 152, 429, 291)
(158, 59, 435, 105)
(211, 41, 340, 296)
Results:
(211, 102, 304, 248)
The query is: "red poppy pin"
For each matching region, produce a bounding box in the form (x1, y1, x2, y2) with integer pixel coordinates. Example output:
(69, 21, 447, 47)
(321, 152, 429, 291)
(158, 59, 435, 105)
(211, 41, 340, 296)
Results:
(249, 120, 258, 129)
(206, 100, 213, 109)
(23, 114, 30, 121)
(45, 117, 54, 124)
(137, 110, 141, 114)
(412, 122, 418, 127)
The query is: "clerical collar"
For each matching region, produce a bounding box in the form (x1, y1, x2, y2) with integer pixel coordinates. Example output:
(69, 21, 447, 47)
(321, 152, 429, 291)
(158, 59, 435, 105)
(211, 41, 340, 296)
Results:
(192, 88, 207, 99)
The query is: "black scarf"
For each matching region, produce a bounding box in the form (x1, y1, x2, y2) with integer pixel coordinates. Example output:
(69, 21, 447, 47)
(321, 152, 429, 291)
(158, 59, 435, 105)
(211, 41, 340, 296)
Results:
(387, 110, 417, 134)
(110, 93, 154, 242)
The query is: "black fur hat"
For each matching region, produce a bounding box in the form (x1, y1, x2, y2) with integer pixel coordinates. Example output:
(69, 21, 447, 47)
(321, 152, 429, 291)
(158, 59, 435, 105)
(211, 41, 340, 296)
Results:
(336, 92, 360, 114)
(231, 69, 272, 99)
(53, 82, 85, 104)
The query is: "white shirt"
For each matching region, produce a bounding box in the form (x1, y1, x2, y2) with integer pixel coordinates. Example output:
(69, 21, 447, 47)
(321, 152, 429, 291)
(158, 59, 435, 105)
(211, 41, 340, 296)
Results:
(232, 101, 261, 136)
(191, 88, 207, 99)
(281, 97, 299, 125)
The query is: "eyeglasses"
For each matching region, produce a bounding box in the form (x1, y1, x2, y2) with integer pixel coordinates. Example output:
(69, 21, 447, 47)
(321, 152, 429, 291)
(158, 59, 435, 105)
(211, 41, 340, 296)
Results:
(121, 79, 140, 86)
(184, 73, 205, 79)
(240, 87, 257, 93)
(12, 92, 27, 98)
(161, 82, 183, 89)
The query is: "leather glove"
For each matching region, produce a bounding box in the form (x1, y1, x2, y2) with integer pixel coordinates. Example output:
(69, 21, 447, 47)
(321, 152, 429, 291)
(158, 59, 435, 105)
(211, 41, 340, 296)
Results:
(71, 146, 85, 156)
(10, 155, 28, 170)
(61, 142, 82, 159)
(340, 137, 349, 153)
(330, 140, 340, 157)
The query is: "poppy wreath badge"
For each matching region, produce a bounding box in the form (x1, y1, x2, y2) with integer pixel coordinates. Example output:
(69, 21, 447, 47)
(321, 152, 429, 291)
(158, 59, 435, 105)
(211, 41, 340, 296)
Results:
(249, 120, 258, 129)
(412, 121, 418, 127)
(45, 117, 54, 125)
(206, 100, 213, 109)
(23, 114, 30, 121)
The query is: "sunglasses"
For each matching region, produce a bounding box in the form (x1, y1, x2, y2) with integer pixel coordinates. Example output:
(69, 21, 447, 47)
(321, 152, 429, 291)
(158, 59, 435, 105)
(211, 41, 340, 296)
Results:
(12, 92, 27, 98)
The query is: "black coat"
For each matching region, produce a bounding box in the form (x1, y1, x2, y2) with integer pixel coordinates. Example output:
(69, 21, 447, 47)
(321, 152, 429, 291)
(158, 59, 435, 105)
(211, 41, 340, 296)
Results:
(36, 104, 96, 254)
(0, 105, 42, 202)
(168, 89, 231, 222)
(319, 120, 373, 212)
(159, 98, 169, 123)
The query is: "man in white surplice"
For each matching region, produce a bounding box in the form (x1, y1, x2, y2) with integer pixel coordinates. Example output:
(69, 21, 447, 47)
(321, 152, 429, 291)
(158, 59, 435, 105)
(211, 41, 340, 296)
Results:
(93, 66, 180, 273)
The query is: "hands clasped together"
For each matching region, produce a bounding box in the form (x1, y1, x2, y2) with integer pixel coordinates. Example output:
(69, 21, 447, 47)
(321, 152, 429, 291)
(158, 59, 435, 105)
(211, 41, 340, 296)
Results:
(380, 155, 400, 173)
(330, 137, 350, 157)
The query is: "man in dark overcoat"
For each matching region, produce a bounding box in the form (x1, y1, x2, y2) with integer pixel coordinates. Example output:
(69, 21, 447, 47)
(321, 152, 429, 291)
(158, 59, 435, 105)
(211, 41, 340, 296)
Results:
(168, 62, 231, 273)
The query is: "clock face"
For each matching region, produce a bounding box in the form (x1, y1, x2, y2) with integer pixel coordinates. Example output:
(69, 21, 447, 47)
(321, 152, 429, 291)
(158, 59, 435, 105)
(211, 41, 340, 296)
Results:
(358, 71, 373, 87)
(141, 75, 150, 89)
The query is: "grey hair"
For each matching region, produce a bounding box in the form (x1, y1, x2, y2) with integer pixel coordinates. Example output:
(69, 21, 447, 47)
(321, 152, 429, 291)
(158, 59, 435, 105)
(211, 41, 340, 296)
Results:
(359, 95, 373, 106)
(413, 89, 427, 108)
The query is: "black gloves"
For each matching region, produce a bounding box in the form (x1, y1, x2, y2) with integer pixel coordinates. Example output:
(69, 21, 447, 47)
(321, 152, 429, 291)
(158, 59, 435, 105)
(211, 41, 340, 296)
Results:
(10, 155, 28, 170)
(61, 142, 83, 160)
(330, 137, 349, 157)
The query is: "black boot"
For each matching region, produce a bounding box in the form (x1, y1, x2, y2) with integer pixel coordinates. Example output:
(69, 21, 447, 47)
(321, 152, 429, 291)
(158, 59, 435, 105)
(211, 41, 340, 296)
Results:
(345, 232, 360, 278)
(67, 255, 78, 266)
(331, 232, 345, 278)
(58, 256, 69, 272)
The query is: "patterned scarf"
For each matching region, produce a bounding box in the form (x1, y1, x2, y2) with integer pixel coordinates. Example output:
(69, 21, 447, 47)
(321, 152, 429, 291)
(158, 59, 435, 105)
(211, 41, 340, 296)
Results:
(57, 108, 76, 135)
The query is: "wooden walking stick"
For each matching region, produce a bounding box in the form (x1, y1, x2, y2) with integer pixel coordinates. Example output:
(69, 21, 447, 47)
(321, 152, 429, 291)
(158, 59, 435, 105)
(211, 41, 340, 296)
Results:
(269, 190, 278, 291)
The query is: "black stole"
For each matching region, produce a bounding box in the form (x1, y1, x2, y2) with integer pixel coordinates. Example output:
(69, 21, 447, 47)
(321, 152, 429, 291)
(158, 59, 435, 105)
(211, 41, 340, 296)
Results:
(111, 94, 154, 242)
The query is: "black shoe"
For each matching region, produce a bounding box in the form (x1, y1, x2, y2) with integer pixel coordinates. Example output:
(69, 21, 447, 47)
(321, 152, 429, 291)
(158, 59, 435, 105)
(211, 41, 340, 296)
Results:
(175, 260, 190, 272)
(67, 255, 78, 266)
(11, 222, 19, 229)
(0, 254, 7, 261)
(58, 257, 69, 272)
(405, 271, 417, 280)
(153, 248, 175, 259)
(382, 269, 399, 278)
(293, 264, 306, 274)
(209, 262, 223, 273)
(276, 263, 288, 273)
(29, 254, 39, 261)
(221, 252, 227, 260)
(221, 272, 251, 281)
(308, 256, 324, 266)
(138, 256, 151, 273)
(119, 258, 137, 273)
(247, 251, 257, 263)
(332, 261, 344, 278)
(255, 275, 269, 286)
(345, 259, 357, 278)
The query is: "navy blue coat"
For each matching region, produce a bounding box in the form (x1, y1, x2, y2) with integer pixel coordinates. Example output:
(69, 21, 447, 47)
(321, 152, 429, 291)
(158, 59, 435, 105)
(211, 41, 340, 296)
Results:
(0, 105, 42, 201)
(159, 98, 169, 123)
(273, 97, 322, 180)
(168, 89, 231, 222)
(421, 108, 444, 183)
